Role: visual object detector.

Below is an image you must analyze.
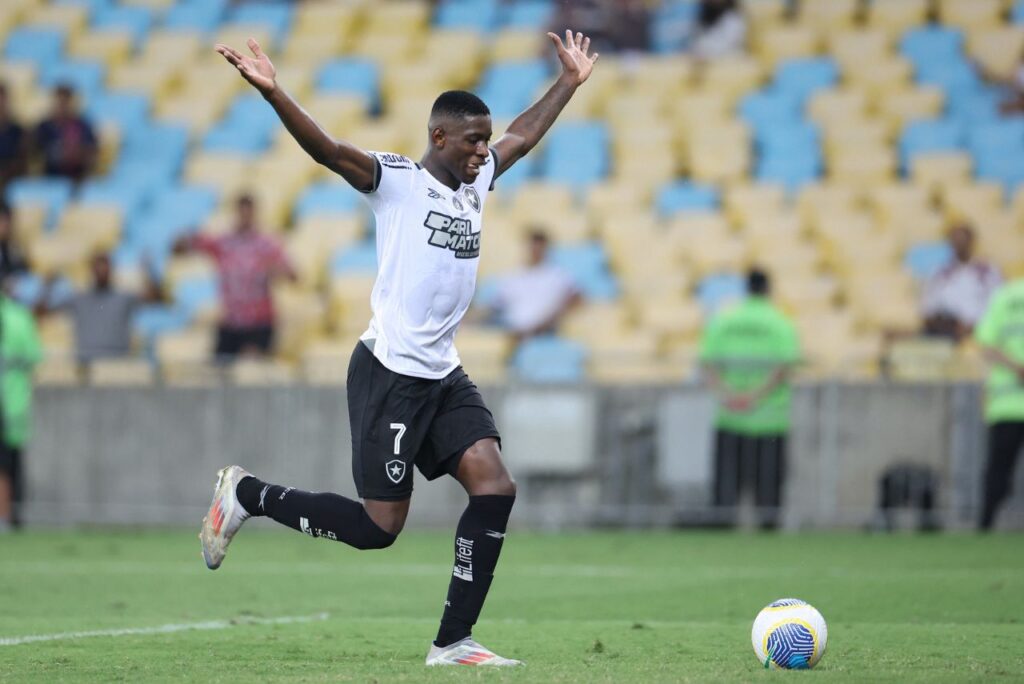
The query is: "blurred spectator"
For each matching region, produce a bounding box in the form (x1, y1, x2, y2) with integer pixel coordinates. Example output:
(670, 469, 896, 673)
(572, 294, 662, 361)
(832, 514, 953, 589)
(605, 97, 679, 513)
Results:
(35, 84, 97, 183)
(550, 0, 650, 53)
(484, 229, 580, 344)
(975, 51, 1024, 115)
(176, 193, 296, 360)
(691, 0, 747, 60)
(699, 268, 799, 530)
(0, 285, 41, 532)
(921, 224, 1002, 343)
(0, 83, 28, 194)
(975, 277, 1024, 530)
(0, 201, 29, 282)
(37, 252, 164, 367)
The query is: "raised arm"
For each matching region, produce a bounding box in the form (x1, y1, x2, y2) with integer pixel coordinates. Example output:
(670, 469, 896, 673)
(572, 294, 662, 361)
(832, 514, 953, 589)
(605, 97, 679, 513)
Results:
(491, 30, 599, 177)
(215, 39, 376, 191)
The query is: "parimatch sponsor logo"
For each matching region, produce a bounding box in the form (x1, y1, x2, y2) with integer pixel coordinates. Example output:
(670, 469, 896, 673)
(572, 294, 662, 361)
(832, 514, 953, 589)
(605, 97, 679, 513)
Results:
(452, 536, 474, 581)
(424, 211, 480, 259)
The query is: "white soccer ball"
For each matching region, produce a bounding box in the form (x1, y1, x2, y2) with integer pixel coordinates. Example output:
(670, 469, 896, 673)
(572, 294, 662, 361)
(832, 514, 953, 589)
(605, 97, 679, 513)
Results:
(751, 598, 828, 669)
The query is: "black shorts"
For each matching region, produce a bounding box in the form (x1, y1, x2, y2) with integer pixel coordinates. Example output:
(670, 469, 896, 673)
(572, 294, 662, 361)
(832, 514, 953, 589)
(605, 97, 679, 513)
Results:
(347, 341, 500, 501)
(215, 325, 274, 358)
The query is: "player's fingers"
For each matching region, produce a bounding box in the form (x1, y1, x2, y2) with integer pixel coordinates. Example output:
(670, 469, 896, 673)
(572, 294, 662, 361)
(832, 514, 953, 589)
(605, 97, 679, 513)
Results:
(565, 29, 573, 47)
(546, 31, 566, 52)
(247, 38, 264, 57)
(575, 32, 583, 49)
(591, 52, 600, 64)
(582, 36, 590, 55)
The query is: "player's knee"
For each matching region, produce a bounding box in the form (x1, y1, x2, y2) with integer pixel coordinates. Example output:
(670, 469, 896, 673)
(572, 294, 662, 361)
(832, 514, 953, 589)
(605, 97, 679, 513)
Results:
(460, 440, 517, 497)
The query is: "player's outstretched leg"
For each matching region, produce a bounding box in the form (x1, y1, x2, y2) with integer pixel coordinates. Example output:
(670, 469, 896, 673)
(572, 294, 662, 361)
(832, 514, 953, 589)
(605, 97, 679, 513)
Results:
(426, 438, 520, 667)
(199, 467, 400, 569)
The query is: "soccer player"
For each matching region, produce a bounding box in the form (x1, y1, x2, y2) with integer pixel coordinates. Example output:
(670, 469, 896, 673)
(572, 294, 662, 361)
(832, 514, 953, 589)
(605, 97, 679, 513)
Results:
(200, 30, 598, 666)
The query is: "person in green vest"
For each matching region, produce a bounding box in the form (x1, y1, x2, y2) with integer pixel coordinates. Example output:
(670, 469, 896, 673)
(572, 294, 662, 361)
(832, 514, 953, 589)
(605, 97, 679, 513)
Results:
(699, 268, 800, 530)
(0, 288, 42, 532)
(975, 277, 1024, 530)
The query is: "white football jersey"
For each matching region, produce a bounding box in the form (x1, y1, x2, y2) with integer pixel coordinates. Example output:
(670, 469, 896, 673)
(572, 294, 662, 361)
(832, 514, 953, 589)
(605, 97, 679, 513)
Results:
(358, 150, 497, 379)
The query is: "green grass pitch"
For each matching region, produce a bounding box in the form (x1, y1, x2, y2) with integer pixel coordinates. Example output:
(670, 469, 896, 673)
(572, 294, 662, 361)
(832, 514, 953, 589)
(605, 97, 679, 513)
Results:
(1, 528, 1022, 682)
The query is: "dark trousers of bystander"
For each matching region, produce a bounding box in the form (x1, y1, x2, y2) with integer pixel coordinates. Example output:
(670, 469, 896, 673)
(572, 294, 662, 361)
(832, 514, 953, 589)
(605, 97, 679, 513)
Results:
(215, 325, 274, 360)
(713, 430, 786, 530)
(0, 446, 23, 528)
(980, 421, 1024, 530)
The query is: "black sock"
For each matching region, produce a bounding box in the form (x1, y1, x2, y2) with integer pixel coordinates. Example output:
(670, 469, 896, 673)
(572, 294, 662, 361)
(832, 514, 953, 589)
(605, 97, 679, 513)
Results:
(435, 495, 515, 647)
(236, 476, 396, 550)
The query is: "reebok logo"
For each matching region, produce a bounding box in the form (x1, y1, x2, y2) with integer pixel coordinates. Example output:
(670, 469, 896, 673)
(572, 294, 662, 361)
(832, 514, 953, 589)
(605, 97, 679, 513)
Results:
(424, 211, 480, 259)
(427, 188, 442, 199)
(452, 536, 474, 582)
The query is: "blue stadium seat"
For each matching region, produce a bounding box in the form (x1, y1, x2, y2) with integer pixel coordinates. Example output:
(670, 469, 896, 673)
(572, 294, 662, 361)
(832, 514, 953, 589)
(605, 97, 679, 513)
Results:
(40, 61, 106, 102)
(133, 305, 190, 344)
(149, 185, 219, 235)
(228, 2, 293, 47)
(1015, 0, 1024, 23)
(900, 119, 963, 169)
(757, 123, 820, 156)
(476, 59, 549, 117)
(79, 177, 151, 219)
(316, 59, 379, 108)
(436, 0, 500, 32)
(294, 181, 363, 220)
(739, 91, 802, 134)
(549, 241, 618, 299)
(331, 240, 378, 275)
(915, 59, 979, 92)
(947, 87, 1001, 124)
(92, 5, 152, 45)
(656, 181, 719, 215)
(540, 122, 608, 188)
(904, 241, 952, 280)
(512, 335, 587, 383)
(976, 154, 1024, 193)
(57, 0, 113, 15)
(3, 28, 65, 69)
(86, 92, 150, 131)
(774, 58, 838, 102)
(174, 276, 220, 318)
(501, 0, 555, 29)
(756, 155, 820, 192)
(492, 151, 534, 192)
(900, 26, 963, 67)
(967, 118, 1024, 155)
(697, 273, 745, 313)
(5, 178, 73, 229)
(163, 1, 227, 33)
(651, 0, 697, 53)
(119, 123, 189, 176)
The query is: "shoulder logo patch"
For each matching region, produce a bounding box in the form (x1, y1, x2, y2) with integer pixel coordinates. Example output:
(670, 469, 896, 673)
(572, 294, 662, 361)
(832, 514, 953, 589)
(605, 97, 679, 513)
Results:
(465, 187, 481, 213)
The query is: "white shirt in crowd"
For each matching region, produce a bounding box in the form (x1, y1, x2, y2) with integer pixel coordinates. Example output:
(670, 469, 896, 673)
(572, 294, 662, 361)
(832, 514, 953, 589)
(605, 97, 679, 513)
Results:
(691, 10, 747, 60)
(359, 150, 497, 379)
(492, 263, 579, 335)
(922, 259, 1003, 327)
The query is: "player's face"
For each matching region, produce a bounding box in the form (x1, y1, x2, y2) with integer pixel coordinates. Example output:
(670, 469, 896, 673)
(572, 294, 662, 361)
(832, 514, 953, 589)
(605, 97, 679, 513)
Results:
(444, 115, 492, 184)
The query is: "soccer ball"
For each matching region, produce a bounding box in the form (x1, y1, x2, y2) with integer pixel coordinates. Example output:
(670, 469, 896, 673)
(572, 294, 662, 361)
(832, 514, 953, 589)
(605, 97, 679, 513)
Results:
(751, 598, 828, 669)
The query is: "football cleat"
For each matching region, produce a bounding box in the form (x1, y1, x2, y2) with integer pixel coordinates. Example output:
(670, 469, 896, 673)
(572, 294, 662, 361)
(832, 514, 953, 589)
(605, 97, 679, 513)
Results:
(425, 637, 523, 667)
(199, 465, 252, 570)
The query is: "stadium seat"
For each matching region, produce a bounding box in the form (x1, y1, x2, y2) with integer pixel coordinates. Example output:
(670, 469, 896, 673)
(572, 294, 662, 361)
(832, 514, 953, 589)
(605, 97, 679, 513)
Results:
(228, 2, 293, 47)
(476, 58, 549, 118)
(39, 60, 105, 101)
(540, 121, 608, 188)
(967, 26, 1024, 80)
(436, 0, 500, 32)
(331, 240, 377, 276)
(316, 59, 379, 108)
(910, 152, 973, 194)
(696, 273, 745, 314)
(938, 0, 1003, 31)
(905, 241, 953, 280)
(163, 1, 226, 33)
(294, 181, 363, 221)
(69, 29, 133, 66)
(6, 177, 73, 229)
(89, 358, 156, 386)
(774, 58, 839, 102)
(900, 119, 963, 169)
(511, 335, 587, 384)
(656, 181, 719, 216)
(501, 0, 554, 29)
(91, 4, 151, 46)
(755, 25, 820, 68)
(4, 27, 65, 69)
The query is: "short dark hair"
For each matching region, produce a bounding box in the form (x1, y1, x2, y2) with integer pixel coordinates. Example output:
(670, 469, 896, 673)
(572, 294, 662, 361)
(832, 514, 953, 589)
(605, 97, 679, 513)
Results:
(54, 83, 75, 98)
(236, 193, 255, 208)
(430, 90, 490, 121)
(747, 267, 770, 296)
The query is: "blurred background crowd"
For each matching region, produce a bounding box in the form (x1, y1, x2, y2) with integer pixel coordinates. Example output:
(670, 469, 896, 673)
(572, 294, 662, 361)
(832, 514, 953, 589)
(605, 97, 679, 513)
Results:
(1, 0, 1023, 531)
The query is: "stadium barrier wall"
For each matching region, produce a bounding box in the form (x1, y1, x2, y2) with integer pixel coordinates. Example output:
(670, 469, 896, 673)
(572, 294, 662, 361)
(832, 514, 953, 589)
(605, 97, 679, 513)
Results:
(22, 383, 1024, 530)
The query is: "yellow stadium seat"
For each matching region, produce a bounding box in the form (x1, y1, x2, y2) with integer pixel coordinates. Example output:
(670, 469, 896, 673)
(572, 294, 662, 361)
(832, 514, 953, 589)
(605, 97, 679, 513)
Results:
(827, 29, 892, 70)
(742, 209, 806, 243)
(165, 254, 216, 290)
(938, 0, 1003, 30)
(184, 152, 252, 198)
(421, 30, 487, 88)
(685, 234, 748, 277)
(12, 204, 47, 244)
(866, 0, 929, 38)
(230, 359, 297, 385)
(755, 25, 820, 68)
(156, 328, 216, 386)
(155, 93, 227, 136)
(57, 203, 123, 252)
(39, 315, 74, 356)
(139, 29, 204, 67)
(0, 63, 36, 102)
(941, 182, 1005, 222)
(843, 57, 913, 99)
(69, 30, 133, 67)
(27, 233, 91, 278)
(967, 26, 1024, 81)
(350, 32, 424, 66)
(636, 297, 703, 344)
(584, 182, 649, 221)
(280, 34, 342, 69)
(723, 183, 787, 226)
(670, 91, 730, 132)
(828, 147, 898, 188)
(35, 356, 82, 386)
(665, 212, 732, 246)
(753, 238, 822, 274)
(874, 87, 944, 129)
(270, 65, 313, 101)
(455, 326, 513, 384)
(798, 184, 864, 229)
(490, 29, 542, 61)
(365, 0, 430, 34)
(586, 331, 671, 385)
(330, 274, 375, 335)
(807, 88, 869, 126)
(89, 359, 155, 386)
(301, 338, 356, 385)
(775, 272, 839, 313)
(799, 0, 859, 31)
(744, 0, 787, 27)
(697, 56, 765, 104)
(275, 289, 327, 361)
(910, 152, 974, 196)
(108, 62, 178, 99)
(300, 94, 369, 133)
(26, 4, 88, 36)
(868, 184, 932, 218)
(293, 1, 361, 37)
(822, 120, 892, 160)
(122, 0, 176, 9)
(623, 55, 695, 97)
(561, 302, 632, 340)
(619, 267, 692, 305)
(509, 183, 576, 223)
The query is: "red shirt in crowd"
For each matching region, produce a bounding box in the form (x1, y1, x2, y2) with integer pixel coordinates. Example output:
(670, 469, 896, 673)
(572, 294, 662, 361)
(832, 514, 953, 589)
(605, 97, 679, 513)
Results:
(192, 231, 293, 329)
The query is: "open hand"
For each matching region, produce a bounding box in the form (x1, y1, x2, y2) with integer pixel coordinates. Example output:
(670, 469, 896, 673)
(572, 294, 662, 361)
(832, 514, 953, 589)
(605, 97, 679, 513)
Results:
(215, 38, 276, 95)
(547, 30, 599, 86)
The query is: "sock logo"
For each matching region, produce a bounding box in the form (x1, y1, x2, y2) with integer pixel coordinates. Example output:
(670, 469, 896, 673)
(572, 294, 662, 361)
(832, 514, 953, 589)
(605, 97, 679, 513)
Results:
(258, 486, 270, 512)
(385, 459, 406, 484)
(299, 516, 338, 541)
(453, 536, 474, 582)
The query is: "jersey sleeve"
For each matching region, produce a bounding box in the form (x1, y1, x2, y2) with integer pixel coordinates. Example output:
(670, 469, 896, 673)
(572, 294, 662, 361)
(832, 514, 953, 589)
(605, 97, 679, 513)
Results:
(363, 151, 416, 206)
